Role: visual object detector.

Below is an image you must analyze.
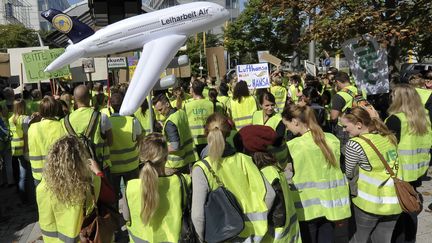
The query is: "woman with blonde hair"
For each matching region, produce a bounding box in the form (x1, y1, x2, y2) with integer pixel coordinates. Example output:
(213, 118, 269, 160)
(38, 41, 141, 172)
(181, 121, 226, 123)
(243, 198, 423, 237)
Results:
(9, 99, 33, 203)
(37, 135, 115, 243)
(282, 105, 351, 243)
(341, 107, 401, 243)
(125, 132, 191, 242)
(385, 84, 431, 243)
(192, 112, 271, 242)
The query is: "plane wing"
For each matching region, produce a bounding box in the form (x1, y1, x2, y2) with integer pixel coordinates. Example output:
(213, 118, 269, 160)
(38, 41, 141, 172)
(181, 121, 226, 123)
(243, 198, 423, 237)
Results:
(119, 34, 187, 116)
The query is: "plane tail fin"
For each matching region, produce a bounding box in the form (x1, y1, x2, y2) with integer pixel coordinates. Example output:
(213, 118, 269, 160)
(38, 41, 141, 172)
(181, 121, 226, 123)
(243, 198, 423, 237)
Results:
(41, 9, 94, 44)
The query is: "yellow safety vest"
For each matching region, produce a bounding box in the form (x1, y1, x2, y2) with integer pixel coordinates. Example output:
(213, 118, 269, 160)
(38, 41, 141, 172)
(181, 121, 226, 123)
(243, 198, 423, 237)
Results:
(37, 176, 101, 243)
(163, 109, 198, 169)
(9, 115, 26, 156)
(270, 85, 288, 112)
(126, 174, 191, 243)
(28, 119, 66, 182)
(230, 96, 258, 130)
(415, 87, 432, 107)
(288, 131, 351, 221)
(134, 107, 153, 135)
(100, 107, 114, 117)
(63, 107, 111, 168)
(218, 95, 231, 112)
(389, 113, 432, 182)
(195, 153, 269, 242)
(185, 99, 214, 146)
(252, 110, 282, 131)
(289, 85, 303, 103)
(261, 165, 302, 243)
(337, 85, 358, 113)
(351, 133, 402, 215)
(109, 115, 139, 174)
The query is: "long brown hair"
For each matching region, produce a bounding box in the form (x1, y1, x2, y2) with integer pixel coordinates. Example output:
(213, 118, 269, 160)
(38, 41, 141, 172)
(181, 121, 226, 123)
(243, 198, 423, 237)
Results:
(388, 84, 429, 136)
(282, 105, 337, 166)
(138, 133, 168, 225)
(343, 107, 397, 145)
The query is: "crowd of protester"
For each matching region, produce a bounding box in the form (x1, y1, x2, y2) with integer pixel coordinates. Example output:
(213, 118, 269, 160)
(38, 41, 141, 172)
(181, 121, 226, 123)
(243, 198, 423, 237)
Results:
(0, 67, 431, 243)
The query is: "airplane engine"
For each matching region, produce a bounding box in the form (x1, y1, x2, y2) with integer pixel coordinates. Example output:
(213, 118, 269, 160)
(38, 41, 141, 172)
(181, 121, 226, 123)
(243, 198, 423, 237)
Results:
(153, 74, 177, 91)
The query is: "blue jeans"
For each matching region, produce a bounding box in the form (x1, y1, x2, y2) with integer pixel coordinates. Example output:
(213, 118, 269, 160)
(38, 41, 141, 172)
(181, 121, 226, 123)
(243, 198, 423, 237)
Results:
(299, 217, 335, 243)
(350, 205, 399, 243)
(16, 156, 35, 203)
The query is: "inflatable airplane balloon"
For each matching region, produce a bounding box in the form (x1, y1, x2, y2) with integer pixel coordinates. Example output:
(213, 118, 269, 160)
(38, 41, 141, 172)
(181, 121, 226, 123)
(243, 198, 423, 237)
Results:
(42, 2, 229, 115)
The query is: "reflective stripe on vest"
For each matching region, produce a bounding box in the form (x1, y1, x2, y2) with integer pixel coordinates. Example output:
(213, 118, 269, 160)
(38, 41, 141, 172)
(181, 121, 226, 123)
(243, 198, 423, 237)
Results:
(163, 110, 198, 168)
(126, 175, 189, 243)
(65, 107, 111, 168)
(195, 153, 268, 239)
(41, 229, 79, 243)
(9, 115, 25, 156)
(391, 112, 432, 182)
(288, 131, 351, 221)
(230, 96, 257, 129)
(109, 116, 139, 174)
(185, 99, 214, 146)
(351, 134, 402, 215)
(28, 119, 66, 181)
(261, 166, 301, 243)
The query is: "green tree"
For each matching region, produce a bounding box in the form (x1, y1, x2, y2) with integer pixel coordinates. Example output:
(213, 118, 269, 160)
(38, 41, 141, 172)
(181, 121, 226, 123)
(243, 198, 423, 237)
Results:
(224, 0, 303, 64)
(263, 0, 432, 76)
(0, 24, 39, 49)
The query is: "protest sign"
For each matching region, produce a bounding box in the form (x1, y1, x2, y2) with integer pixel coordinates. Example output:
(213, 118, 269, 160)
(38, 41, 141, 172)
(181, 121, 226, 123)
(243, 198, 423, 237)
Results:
(107, 57, 127, 69)
(342, 34, 389, 95)
(236, 63, 270, 89)
(257, 51, 269, 63)
(206, 46, 226, 78)
(259, 52, 281, 67)
(82, 58, 95, 73)
(304, 60, 316, 76)
(22, 48, 70, 83)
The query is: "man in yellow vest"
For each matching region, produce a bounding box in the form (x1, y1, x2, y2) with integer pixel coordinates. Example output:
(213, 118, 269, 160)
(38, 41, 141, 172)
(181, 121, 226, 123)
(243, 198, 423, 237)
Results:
(108, 92, 142, 199)
(63, 85, 113, 172)
(330, 71, 359, 168)
(153, 94, 198, 174)
(185, 80, 214, 156)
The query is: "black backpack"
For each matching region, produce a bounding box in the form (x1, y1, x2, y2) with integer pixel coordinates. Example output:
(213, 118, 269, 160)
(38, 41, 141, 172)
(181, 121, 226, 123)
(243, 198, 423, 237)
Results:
(64, 111, 101, 166)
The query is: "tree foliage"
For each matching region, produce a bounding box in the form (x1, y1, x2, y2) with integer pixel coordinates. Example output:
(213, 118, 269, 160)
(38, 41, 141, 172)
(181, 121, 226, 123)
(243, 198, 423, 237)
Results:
(261, 1, 432, 67)
(224, 0, 303, 64)
(0, 24, 39, 49)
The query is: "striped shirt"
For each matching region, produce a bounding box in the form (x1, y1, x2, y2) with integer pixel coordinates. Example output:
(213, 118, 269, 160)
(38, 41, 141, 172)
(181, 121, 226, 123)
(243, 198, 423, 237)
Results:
(345, 140, 372, 179)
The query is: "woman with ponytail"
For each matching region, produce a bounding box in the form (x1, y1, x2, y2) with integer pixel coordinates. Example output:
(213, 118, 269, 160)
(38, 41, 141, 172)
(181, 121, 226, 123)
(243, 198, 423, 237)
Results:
(341, 107, 401, 243)
(282, 105, 351, 243)
(125, 133, 191, 242)
(191, 113, 271, 242)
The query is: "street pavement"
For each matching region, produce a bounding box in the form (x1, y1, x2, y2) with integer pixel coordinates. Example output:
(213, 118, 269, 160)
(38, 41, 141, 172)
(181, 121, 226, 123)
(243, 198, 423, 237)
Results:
(1, 167, 432, 243)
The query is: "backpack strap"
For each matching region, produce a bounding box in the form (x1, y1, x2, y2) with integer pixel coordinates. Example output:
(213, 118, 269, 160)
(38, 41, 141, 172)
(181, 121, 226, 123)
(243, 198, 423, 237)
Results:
(177, 173, 188, 210)
(343, 88, 356, 98)
(85, 111, 101, 140)
(64, 111, 100, 140)
(64, 114, 78, 136)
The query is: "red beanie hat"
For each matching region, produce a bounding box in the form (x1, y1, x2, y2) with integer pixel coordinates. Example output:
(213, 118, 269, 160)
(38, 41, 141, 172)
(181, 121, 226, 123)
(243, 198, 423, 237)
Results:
(237, 125, 278, 153)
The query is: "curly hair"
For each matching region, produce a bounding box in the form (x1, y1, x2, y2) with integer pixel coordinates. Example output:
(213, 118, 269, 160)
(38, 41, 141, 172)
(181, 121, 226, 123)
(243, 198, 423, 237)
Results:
(43, 135, 93, 206)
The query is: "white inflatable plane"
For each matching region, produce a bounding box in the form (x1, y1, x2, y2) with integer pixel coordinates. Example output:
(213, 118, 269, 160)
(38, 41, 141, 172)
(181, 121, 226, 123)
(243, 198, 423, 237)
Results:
(42, 2, 229, 115)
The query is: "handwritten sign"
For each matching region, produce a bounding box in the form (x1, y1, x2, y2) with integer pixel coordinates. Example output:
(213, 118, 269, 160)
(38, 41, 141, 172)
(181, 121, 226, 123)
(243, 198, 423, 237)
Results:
(22, 48, 70, 82)
(236, 63, 270, 89)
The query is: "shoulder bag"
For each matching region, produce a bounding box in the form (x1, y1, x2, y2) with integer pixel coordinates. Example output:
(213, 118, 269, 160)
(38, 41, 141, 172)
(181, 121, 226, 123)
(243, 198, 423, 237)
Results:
(358, 135, 422, 214)
(201, 159, 245, 243)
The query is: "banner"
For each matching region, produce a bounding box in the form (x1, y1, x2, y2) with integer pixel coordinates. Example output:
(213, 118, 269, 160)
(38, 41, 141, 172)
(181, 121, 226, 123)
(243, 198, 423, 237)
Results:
(236, 63, 270, 89)
(342, 34, 389, 95)
(22, 48, 70, 82)
(107, 57, 127, 69)
(82, 58, 95, 73)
